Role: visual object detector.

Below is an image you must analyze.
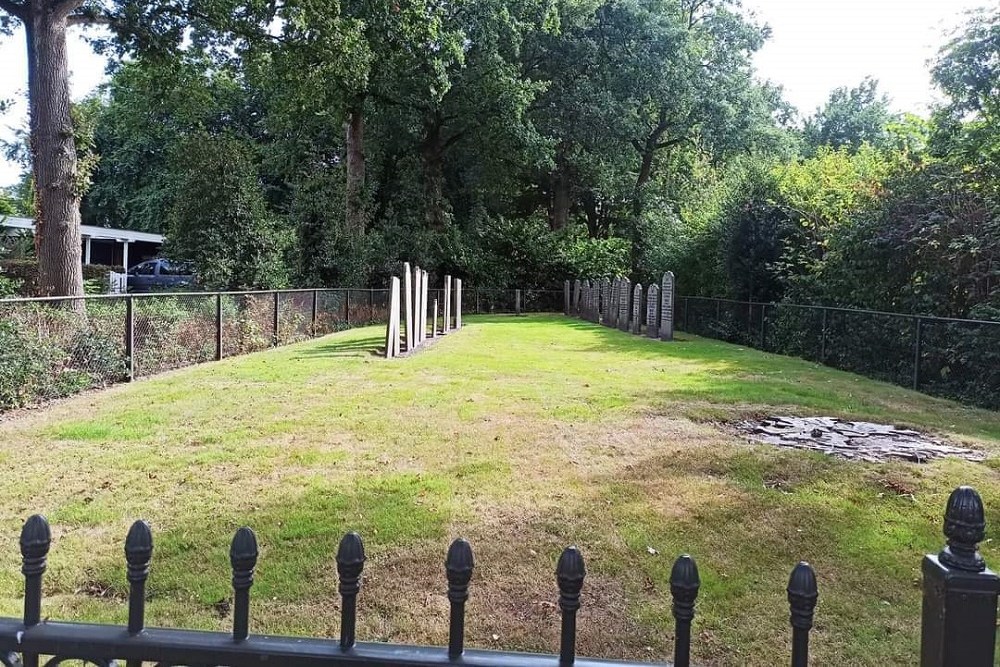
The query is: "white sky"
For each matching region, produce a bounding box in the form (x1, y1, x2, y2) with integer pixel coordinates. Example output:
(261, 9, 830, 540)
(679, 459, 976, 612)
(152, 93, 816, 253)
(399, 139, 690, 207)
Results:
(0, 0, 996, 187)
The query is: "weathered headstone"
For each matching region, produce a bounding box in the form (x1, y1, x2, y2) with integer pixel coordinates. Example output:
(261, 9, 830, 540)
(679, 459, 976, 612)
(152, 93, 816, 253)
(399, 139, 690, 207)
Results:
(385, 276, 401, 358)
(618, 278, 631, 331)
(564, 280, 571, 316)
(646, 284, 660, 338)
(608, 279, 619, 328)
(455, 278, 463, 329)
(572, 279, 581, 315)
(631, 283, 643, 334)
(600, 279, 611, 325)
(432, 298, 438, 338)
(403, 262, 414, 351)
(420, 270, 428, 342)
(660, 271, 675, 341)
(590, 281, 598, 322)
(413, 266, 423, 346)
(581, 280, 590, 320)
(443, 275, 452, 333)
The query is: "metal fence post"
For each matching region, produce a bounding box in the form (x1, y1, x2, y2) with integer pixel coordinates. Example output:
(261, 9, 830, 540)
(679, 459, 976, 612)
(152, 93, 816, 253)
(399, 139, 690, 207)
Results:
(670, 555, 700, 667)
(337, 532, 365, 650)
(369, 288, 375, 323)
(311, 290, 318, 337)
(683, 297, 690, 332)
(788, 562, 818, 667)
(759, 304, 767, 350)
(125, 296, 135, 380)
(557, 547, 585, 666)
(272, 292, 279, 346)
(20, 514, 49, 667)
(820, 307, 828, 362)
(516, 289, 522, 316)
(476, 288, 481, 314)
(921, 486, 999, 667)
(345, 289, 351, 326)
(446, 539, 474, 658)
(216, 294, 223, 361)
(913, 316, 923, 391)
(230, 527, 258, 643)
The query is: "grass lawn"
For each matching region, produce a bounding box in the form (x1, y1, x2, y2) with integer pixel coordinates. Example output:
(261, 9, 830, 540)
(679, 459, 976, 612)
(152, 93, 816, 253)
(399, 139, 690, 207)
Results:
(0, 314, 997, 666)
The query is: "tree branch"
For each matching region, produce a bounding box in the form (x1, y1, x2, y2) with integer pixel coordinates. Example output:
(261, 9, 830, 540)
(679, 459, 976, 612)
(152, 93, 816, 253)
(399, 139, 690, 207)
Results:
(67, 10, 112, 25)
(51, 0, 85, 20)
(0, 0, 28, 22)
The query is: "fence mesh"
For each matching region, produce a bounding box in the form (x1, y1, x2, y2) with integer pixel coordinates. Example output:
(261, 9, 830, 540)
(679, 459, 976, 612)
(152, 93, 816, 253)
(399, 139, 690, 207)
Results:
(675, 296, 1000, 410)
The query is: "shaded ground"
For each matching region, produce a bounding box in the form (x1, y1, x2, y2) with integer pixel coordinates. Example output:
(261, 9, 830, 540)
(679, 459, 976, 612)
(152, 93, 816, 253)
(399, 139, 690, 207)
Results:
(0, 314, 996, 666)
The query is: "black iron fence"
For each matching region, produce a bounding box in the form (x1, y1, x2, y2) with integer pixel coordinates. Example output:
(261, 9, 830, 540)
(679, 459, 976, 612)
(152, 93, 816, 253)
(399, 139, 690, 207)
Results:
(0, 287, 568, 414)
(0, 289, 393, 412)
(677, 297, 1000, 410)
(0, 486, 994, 666)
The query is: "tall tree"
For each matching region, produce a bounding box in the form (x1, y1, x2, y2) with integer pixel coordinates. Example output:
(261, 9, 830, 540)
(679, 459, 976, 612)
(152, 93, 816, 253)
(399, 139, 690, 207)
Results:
(803, 77, 895, 154)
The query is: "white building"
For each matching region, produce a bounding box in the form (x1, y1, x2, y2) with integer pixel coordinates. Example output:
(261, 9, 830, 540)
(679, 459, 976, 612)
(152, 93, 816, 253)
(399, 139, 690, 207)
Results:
(0, 217, 164, 270)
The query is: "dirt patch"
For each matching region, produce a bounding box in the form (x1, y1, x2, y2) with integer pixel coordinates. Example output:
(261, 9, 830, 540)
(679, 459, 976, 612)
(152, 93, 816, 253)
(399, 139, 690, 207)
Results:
(734, 416, 985, 463)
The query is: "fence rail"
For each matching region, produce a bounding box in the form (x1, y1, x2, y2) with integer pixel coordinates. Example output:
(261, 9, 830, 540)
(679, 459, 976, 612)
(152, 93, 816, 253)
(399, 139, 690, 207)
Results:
(675, 296, 1000, 410)
(0, 486, 994, 666)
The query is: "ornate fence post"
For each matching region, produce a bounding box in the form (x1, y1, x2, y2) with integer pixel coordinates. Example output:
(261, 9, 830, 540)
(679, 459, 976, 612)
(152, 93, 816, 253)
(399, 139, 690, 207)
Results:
(670, 555, 700, 667)
(230, 527, 258, 643)
(557, 547, 585, 666)
(446, 538, 474, 658)
(921, 486, 999, 666)
(337, 532, 366, 650)
(20, 514, 50, 667)
(125, 520, 153, 636)
(788, 561, 818, 667)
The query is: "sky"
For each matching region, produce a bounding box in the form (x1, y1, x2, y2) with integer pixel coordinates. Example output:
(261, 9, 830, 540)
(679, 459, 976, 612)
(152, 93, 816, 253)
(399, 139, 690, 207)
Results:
(0, 0, 995, 187)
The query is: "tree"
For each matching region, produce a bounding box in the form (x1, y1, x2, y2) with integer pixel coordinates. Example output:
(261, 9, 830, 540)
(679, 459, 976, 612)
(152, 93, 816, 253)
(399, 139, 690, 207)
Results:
(803, 77, 895, 154)
(0, 0, 273, 296)
(165, 133, 289, 290)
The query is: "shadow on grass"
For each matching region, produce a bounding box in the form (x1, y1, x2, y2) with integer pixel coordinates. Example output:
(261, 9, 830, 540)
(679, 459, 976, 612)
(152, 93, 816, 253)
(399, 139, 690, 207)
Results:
(295, 335, 385, 358)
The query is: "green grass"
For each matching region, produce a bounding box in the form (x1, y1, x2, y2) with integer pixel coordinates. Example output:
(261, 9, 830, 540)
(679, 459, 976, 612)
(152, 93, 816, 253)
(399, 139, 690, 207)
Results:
(0, 314, 997, 664)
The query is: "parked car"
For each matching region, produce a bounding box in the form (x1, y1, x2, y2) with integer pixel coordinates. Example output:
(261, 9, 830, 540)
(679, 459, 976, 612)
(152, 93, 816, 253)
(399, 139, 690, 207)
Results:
(127, 259, 197, 292)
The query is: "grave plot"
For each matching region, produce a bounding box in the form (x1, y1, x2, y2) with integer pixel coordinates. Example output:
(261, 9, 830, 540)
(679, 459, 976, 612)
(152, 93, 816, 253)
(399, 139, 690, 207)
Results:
(735, 416, 985, 463)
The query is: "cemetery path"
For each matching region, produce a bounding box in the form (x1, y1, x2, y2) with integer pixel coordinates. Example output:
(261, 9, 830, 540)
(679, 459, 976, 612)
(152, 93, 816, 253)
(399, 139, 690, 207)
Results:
(0, 314, 996, 666)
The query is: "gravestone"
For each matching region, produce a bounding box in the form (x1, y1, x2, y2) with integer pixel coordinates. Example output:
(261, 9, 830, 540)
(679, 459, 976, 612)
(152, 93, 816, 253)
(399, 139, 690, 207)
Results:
(600, 279, 610, 325)
(455, 278, 463, 329)
(581, 280, 591, 320)
(608, 279, 620, 328)
(573, 279, 581, 315)
(590, 281, 599, 322)
(660, 271, 675, 341)
(618, 278, 631, 332)
(421, 270, 429, 342)
(403, 262, 414, 351)
(432, 298, 438, 338)
(413, 266, 422, 346)
(443, 275, 452, 333)
(646, 284, 660, 338)
(631, 283, 643, 334)
(564, 280, 571, 315)
(385, 276, 401, 358)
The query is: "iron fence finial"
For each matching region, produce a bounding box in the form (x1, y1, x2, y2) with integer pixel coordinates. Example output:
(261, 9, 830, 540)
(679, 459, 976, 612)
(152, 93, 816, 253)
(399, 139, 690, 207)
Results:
(940, 485, 987, 573)
(336, 532, 366, 650)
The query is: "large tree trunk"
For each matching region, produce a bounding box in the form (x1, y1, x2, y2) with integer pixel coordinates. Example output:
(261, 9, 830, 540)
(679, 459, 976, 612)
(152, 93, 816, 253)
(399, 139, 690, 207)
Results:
(344, 96, 366, 233)
(421, 115, 448, 230)
(30, 7, 84, 298)
(551, 168, 570, 230)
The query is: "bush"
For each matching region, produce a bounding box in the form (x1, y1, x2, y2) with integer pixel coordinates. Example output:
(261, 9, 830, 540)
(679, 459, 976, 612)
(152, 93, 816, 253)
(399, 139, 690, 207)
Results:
(0, 260, 120, 296)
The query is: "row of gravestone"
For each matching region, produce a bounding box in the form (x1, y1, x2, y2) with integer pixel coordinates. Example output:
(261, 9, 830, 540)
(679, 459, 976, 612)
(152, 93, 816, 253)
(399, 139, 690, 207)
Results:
(563, 272, 675, 341)
(385, 263, 463, 358)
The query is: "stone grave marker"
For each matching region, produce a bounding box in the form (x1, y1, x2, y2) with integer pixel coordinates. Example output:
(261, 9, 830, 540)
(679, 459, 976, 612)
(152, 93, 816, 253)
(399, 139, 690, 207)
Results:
(646, 284, 660, 338)
(618, 278, 631, 331)
(631, 283, 643, 334)
(660, 271, 675, 341)
(443, 275, 452, 333)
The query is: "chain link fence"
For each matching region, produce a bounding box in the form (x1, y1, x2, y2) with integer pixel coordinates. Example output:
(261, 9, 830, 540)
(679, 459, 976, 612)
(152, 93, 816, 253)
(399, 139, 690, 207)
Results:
(677, 296, 1000, 410)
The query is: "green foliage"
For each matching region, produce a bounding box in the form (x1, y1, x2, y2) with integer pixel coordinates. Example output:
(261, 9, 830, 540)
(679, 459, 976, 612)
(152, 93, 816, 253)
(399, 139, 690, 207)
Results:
(164, 134, 291, 290)
(802, 78, 896, 154)
(559, 233, 630, 279)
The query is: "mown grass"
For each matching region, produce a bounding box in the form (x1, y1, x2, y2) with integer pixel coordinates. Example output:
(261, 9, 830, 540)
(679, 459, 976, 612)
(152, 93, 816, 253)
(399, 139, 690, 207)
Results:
(0, 314, 997, 665)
